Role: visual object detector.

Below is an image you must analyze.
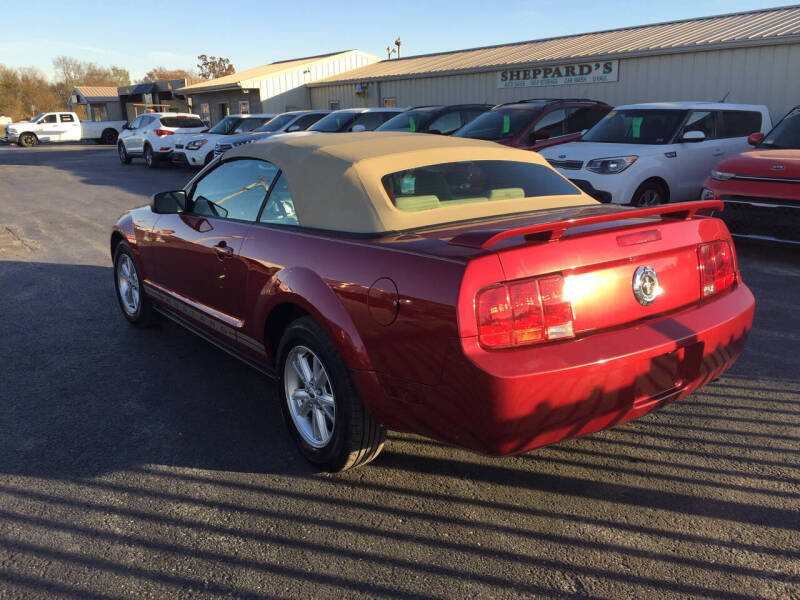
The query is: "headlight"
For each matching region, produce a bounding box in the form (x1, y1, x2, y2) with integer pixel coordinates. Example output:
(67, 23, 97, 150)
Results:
(700, 188, 716, 201)
(586, 156, 638, 174)
(711, 170, 735, 181)
(186, 139, 208, 150)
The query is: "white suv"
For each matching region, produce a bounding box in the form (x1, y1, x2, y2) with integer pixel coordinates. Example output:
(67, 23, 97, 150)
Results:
(118, 113, 207, 168)
(171, 113, 275, 168)
(540, 102, 772, 206)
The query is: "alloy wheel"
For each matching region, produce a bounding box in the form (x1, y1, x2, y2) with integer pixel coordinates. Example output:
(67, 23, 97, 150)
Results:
(116, 254, 140, 316)
(284, 345, 336, 448)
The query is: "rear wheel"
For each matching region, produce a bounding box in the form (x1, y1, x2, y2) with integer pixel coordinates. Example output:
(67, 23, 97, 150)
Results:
(113, 242, 152, 327)
(277, 316, 385, 471)
(118, 142, 131, 164)
(18, 133, 37, 147)
(101, 128, 118, 145)
(632, 180, 668, 206)
(144, 144, 159, 169)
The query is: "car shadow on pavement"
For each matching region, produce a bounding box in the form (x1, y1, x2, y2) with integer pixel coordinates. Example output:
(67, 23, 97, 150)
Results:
(0, 259, 308, 479)
(0, 146, 194, 198)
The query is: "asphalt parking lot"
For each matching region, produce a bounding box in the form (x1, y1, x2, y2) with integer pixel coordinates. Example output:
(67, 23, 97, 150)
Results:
(0, 144, 798, 599)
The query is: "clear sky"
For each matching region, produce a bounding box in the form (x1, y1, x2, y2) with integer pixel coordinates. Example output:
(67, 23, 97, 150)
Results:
(0, 0, 785, 81)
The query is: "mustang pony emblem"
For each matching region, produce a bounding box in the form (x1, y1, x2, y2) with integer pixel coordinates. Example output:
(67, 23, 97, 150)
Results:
(633, 266, 661, 306)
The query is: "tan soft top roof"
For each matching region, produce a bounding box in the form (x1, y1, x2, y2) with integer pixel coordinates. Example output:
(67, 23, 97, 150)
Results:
(224, 132, 595, 233)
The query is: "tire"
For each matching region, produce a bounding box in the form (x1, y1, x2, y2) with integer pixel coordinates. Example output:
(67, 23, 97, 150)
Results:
(277, 316, 386, 471)
(18, 132, 37, 147)
(118, 142, 131, 164)
(632, 180, 668, 207)
(113, 242, 153, 327)
(101, 128, 118, 145)
(144, 144, 159, 169)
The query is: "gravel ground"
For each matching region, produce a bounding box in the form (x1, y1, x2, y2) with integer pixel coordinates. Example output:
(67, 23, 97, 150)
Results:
(0, 145, 798, 600)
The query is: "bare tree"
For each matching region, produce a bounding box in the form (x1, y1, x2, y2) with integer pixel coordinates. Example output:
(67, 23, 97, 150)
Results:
(51, 56, 131, 104)
(196, 55, 235, 80)
(0, 65, 62, 120)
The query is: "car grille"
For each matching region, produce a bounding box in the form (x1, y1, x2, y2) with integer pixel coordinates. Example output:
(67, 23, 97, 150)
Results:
(175, 143, 184, 149)
(547, 159, 583, 170)
(719, 197, 800, 243)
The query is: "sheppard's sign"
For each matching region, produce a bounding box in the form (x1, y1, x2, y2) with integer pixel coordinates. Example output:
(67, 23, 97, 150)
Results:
(498, 60, 619, 88)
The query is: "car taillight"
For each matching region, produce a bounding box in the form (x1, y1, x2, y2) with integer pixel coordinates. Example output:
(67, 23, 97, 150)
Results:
(476, 274, 574, 349)
(153, 129, 174, 137)
(698, 240, 736, 298)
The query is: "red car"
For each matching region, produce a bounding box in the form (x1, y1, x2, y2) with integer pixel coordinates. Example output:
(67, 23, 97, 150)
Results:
(453, 98, 611, 151)
(111, 132, 754, 471)
(702, 106, 800, 244)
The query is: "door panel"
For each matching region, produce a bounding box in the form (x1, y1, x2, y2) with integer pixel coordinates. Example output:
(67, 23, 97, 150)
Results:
(673, 110, 722, 201)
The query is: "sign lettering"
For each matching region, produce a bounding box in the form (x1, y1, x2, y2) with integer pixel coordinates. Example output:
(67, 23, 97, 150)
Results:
(498, 60, 619, 88)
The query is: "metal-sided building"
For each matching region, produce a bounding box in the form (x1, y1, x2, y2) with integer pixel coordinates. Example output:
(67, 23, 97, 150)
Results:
(68, 87, 123, 122)
(308, 5, 800, 122)
(175, 50, 379, 125)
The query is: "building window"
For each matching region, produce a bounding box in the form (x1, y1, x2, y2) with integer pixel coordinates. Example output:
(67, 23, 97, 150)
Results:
(199, 103, 210, 124)
(329, 100, 340, 111)
(383, 98, 396, 108)
(239, 100, 250, 115)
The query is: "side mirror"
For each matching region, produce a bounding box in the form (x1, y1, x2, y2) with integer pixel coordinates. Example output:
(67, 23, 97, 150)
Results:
(533, 129, 550, 140)
(681, 130, 706, 143)
(350, 124, 367, 132)
(747, 132, 764, 146)
(286, 124, 301, 132)
(151, 190, 186, 214)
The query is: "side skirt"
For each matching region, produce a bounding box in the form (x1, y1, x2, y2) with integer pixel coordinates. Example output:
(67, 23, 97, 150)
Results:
(152, 305, 278, 381)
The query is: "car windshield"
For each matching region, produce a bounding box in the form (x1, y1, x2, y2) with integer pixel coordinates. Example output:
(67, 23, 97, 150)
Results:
(376, 108, 440, 132)
(760, 108, 800, 149)
(256, 114, 296, 132)
(581, 109, 687, 145)
(209, 116, 245, 134)
(30, 113, 45, 123)
(453, 108, 539, 140)
(382, 160, 581, 213)
(308, 111, 360, 132)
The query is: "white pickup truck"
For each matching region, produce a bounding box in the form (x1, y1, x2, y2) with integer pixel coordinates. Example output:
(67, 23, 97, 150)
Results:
(4, 112, 127, 147)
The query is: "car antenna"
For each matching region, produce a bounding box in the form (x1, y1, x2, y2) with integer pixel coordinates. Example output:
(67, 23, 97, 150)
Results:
(719, 91, 730, 103)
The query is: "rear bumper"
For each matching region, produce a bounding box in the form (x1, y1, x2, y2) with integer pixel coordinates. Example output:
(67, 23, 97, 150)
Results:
(355, 283, 754, 454)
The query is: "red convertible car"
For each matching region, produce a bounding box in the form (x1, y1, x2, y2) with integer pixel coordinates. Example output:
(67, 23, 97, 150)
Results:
(702, 105, 800, 245)
(111, 133, 754, 471)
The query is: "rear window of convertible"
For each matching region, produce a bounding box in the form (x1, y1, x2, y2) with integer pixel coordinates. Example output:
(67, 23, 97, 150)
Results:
(381, 160, 580, 212)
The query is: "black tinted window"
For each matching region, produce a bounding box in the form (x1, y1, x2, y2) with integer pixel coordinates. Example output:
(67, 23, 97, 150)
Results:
(566, 107, 608, 133)
(60, 113, 75, 123)
(454, 108, 537, 141)
(351, 112, 387, 131)
(533, 109, 568, 137)
(309, 111, 359, 132)
(293, 113, 325, 129)
(41, 114, 57, 124)
(683, 111, 716, 138)
(428, 111, 462, 134)
(582, 109, 686, 144)
(376, 108, 439, 132)
(191, 159, 279, 222)
(382, 160, 580, 212)
(718, 111, 762, 138)
(761, 108, 800, 149)
(159, 116, 205, 128)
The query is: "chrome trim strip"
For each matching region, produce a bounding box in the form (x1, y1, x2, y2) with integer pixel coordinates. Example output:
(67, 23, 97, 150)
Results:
(732, 174, 800, 184)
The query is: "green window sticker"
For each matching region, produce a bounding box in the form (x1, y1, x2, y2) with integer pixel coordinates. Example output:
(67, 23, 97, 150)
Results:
(409, 117, 416, 133)
(502, 114, 510, 135)
(632, 116, 643, 139)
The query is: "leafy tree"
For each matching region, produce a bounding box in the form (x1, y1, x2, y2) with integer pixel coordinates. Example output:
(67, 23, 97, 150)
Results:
(0, 65, 62, 120)
(197, 55, 235, 80)
(139, 67, 196, 83)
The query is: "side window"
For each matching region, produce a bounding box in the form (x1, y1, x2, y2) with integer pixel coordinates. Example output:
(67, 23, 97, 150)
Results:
(717, 111, 762, 138)
(351, 112, 386, 131)
(294, 113, 324, 130)
(60, 113, 75, 123)
(566, 107, 608, 133)
(190, 159, 279, 222)
(259, 172, 298, 226)
(129, 116, 143, 130)
(428, 111, 462, 134)
(41, 114, 58, 124)
(683, 111, 716, 139)
(380, 111, 399, 124)
(533, 109, 568, 138)
(461, 109, 486, 126)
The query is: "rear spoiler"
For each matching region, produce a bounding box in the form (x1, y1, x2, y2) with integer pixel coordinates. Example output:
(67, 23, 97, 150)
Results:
(448, 200, 723, 249)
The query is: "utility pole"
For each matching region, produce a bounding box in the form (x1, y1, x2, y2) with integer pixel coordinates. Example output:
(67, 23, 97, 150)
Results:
(386, 46, 396, 60)
(395, 37, 402, 59)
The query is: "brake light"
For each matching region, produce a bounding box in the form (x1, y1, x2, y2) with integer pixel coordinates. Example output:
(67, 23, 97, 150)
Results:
(697, 240, 736, 298)
(153, 129, 174, 137)
(477, 274, 574, 349)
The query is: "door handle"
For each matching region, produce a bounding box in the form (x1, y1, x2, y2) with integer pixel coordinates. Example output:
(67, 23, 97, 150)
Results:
(214, 240, 234, 258)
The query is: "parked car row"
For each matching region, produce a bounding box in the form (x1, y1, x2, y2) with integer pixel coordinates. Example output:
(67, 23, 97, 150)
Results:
(111, 97, 796, 245)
